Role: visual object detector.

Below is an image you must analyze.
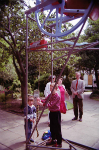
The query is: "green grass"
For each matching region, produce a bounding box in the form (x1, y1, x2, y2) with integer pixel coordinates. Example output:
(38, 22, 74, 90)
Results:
(38, 109, 49, 115)
(66, 101, 73, 110)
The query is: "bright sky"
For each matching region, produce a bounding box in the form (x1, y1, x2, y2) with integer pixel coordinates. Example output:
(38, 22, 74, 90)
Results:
(70, 18, 88, 34)
(29, 0, 36, 7)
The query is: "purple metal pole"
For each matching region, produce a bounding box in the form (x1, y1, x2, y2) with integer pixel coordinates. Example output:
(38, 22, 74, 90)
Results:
(51, 29, 53, 82)
(26, 14, 28, 148)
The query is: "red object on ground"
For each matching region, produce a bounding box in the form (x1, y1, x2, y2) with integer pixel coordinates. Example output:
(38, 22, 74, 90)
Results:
(30, 39, 47, 50)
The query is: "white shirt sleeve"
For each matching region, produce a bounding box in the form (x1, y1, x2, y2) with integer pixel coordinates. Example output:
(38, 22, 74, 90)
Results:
(44, 82, 51, 97)
(62, 84, 66, 90)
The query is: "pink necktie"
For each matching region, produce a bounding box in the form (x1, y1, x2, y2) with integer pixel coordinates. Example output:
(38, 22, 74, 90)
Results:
(76, 80, 78, 90)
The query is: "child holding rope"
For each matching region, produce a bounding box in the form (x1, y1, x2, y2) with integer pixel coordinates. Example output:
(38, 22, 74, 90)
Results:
(24, 95, 36, 144)
(37, 83, 62, 147)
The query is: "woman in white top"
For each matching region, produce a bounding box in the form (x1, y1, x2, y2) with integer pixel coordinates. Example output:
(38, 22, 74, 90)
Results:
(44, 75, 56, 97)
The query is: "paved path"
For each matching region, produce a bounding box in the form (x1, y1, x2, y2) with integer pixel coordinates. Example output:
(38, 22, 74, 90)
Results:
(0, 92, 99, 150)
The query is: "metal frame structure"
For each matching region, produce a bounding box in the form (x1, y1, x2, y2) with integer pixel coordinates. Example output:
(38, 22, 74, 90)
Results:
(35, 0, 92, 37)
(26, 0, 94, 37)
(25, 0, 99, 149)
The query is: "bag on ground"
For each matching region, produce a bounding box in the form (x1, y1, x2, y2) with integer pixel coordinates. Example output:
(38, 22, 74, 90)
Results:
(42, 130, 51, 140)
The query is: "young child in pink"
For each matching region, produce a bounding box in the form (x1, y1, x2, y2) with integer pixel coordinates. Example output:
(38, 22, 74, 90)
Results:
(37, 83, 62, 147)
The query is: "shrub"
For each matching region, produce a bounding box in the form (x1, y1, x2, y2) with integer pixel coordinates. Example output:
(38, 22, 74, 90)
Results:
(63, 77, 71, 95)
(92, 89, 99, 94)
(13, 93, 18, 99)
(9, 79, 21, 91)
(34, 74, 50, 92)
(28, 83, 33, 94)
(90, 89, 99, 98)
(0, 93, 5, 102)
(5, 90, 13, 99)
(40, 92, 44, 97)
(6, 94, 12, 100)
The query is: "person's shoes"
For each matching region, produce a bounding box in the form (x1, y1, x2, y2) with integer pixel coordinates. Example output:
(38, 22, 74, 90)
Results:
(46, 139, 56, 146)
(79, 118, 82, 122)
(57, 144, 62, 147)
(52, 143, 57, 147)
(72, 117, 78, 121)
(52, 143, 62, 147)
(30, 139, 34, 142)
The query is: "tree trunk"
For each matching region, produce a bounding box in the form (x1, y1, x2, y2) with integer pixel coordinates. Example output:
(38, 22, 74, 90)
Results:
(13, 52, 27, 108)
(95, 69, 99, 89)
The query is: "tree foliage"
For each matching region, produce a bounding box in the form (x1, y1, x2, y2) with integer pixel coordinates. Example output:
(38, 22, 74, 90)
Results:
(0, 1, 56, 106)
(0, 1, 36, 107)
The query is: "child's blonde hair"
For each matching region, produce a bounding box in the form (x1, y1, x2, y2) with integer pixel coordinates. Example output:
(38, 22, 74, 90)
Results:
(50, 83, 58, 90)
(28, 95, 34, 102)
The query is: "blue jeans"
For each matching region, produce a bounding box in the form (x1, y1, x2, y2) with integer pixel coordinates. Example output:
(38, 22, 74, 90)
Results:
(24, 120, 33, 140)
